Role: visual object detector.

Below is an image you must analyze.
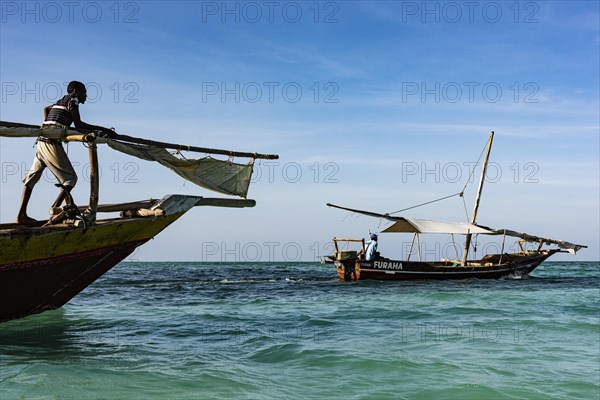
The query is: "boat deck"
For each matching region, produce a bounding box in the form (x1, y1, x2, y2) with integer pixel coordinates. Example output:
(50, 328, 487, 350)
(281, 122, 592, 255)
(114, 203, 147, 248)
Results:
(0, 215, 151, 236)
(0, 199, 158, 233)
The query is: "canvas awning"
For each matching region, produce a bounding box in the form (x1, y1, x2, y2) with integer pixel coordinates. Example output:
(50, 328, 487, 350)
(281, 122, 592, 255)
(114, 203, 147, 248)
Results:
(381, 218, 494, 234)
(327, 203, 494, 234)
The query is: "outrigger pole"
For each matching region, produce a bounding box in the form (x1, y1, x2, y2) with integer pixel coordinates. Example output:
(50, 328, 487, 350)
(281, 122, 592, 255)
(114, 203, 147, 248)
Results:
(462, 131, 494, 265)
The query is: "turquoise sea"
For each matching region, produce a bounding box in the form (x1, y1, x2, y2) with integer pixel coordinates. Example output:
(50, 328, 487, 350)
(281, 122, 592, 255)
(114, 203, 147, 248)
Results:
(1, 262, 598, 400)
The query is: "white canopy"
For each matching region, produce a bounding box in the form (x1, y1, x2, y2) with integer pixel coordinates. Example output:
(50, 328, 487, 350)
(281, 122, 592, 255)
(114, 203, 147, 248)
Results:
(381, 218, 494, 234)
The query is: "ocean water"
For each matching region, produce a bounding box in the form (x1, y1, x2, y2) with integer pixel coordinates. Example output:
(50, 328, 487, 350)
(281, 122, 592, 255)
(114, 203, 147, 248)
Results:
(0, 262, 598, 400)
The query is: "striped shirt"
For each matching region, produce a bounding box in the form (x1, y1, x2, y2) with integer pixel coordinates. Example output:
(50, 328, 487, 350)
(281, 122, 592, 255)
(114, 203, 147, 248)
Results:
(44, 93, 79, 127)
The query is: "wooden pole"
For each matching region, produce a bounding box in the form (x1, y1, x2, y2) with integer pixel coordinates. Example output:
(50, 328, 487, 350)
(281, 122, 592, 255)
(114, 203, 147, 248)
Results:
(451, 234, 459, 260)
(0, 121, 279, 160)
(407, 233, 416, 261)
(463, 131, 494, 264)
(498, 229, 506, 265)
(83, 133, 99, 225)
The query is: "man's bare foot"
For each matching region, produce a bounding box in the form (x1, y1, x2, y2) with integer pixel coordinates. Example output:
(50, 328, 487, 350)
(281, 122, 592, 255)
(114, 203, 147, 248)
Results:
(17, 215, 38, 226)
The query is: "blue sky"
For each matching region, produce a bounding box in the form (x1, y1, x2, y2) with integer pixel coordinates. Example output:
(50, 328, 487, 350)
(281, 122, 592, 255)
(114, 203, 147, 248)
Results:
(1, 1, 598, 261)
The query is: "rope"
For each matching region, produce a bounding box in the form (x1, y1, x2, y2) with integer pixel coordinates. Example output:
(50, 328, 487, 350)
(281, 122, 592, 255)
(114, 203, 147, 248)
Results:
(462, 195, 470, 222)
(174, 150, 190, 160)
(461, 136, 489, 194)
(341, 213, 354, 222)
(388, 192, 462, 215)
(387, 136, 491, 217)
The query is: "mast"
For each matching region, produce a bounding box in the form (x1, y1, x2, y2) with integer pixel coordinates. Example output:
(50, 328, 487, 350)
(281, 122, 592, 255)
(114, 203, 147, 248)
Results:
(462, 131, 494, 264)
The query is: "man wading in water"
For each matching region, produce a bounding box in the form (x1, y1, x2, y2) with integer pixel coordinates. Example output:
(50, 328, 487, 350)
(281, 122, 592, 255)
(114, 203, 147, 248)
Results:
(17, 81, 115, 226)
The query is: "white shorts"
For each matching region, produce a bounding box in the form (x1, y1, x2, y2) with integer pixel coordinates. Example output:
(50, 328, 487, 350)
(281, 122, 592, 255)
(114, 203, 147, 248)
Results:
(23, 139, 77, 188)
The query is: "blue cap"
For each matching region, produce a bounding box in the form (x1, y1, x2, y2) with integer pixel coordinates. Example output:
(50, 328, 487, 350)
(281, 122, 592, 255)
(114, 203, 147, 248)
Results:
(370, 233, 378, 240)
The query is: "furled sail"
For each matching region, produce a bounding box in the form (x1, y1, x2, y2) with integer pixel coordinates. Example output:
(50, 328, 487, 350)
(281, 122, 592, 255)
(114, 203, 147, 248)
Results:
(0, 124, 66, 139)
(0, 122, 264, 198)
(483, 228, 587, 254)
(107, 140, 253, 198)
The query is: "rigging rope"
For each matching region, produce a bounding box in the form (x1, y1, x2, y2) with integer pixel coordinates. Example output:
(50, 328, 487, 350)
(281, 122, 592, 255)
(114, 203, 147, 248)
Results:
(462, 194, 470, 222)
(388, 192, 462, 215)
(461, 138, 488, 194)
(386, 136, 491, 217)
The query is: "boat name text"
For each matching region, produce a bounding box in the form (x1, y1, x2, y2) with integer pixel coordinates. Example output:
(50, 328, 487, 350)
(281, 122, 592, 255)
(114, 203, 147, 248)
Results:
(373, 261, 403, 270)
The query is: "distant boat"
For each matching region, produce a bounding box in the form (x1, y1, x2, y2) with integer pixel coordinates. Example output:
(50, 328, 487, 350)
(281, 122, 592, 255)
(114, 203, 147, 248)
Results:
(327, 132, 585, 281)
(0, 121, 278, 321)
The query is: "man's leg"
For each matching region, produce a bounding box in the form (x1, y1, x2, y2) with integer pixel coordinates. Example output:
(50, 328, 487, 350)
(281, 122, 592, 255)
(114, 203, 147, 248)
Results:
(51, 185, 73, 208)
(42, 141, 78, 209)
(17, 185, 37, 224)
(18, 146, 44, 224)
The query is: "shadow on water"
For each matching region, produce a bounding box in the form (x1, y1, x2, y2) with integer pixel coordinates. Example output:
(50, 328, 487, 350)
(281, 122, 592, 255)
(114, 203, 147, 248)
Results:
(0, 309, 122, 357)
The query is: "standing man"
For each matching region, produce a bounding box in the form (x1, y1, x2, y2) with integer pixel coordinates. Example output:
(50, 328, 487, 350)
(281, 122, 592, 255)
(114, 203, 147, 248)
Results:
(17, 81, 115, 225)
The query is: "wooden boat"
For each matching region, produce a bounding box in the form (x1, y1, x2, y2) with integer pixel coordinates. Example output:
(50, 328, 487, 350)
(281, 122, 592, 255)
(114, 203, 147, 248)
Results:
(0, 121, 278, 321)
(327, 132, 585, 281)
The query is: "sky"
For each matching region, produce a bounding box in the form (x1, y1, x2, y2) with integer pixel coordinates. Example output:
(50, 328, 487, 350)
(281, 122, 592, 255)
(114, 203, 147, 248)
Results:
(1, 0, 598, 261)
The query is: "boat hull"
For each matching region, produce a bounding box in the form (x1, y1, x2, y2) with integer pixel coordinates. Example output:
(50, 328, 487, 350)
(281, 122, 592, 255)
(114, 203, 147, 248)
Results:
(335, 251, 558, 281)
(0, 194, 257, 322)
(0, 213, 183, 321)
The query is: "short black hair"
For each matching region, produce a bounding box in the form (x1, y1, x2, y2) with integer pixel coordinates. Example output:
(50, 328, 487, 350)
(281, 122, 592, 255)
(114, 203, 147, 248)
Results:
(67, 81, 86, 93)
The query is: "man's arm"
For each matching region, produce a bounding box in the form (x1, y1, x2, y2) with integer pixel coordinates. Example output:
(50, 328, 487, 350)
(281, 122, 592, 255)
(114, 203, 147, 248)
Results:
(70, 107, 116, 137)
(44, 105, 52, 121)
